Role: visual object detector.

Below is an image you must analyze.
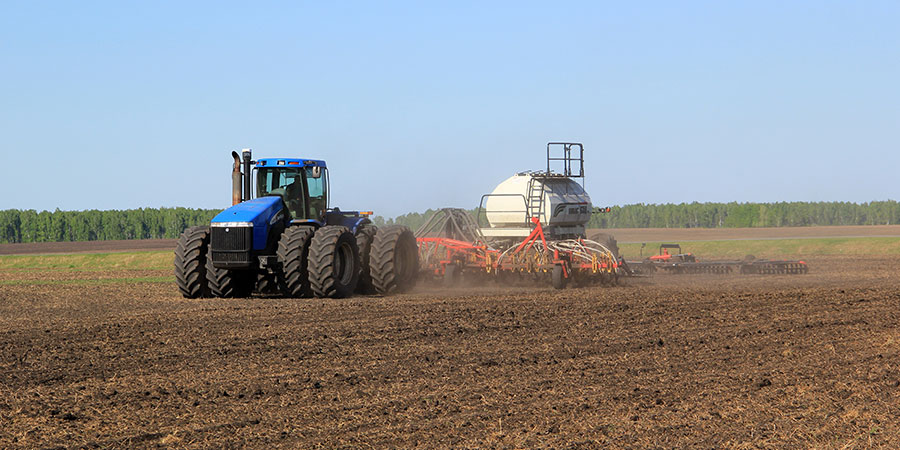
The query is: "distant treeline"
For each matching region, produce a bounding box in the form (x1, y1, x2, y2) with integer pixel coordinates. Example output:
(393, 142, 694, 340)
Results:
(2, 201, 898, 244)
(0, 208, 221, 244)
(587, 201, 900, 229)
(376, 201, 900, 231)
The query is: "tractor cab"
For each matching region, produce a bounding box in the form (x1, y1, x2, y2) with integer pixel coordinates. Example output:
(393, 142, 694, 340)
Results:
(255, 158, 328, 220)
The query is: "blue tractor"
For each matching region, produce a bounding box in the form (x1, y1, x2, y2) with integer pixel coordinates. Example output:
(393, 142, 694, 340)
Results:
(174, 149, 418, 298)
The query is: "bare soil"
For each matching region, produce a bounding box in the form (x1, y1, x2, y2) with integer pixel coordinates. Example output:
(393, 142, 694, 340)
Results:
(1, 256, 900, 448)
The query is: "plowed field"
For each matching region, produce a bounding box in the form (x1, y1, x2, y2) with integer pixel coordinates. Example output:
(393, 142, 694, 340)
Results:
(2, 256, 900, 448)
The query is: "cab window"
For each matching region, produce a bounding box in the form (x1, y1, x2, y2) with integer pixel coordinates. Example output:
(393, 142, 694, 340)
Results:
(256, 167, 306, 219)
(306, 166, 327, 219)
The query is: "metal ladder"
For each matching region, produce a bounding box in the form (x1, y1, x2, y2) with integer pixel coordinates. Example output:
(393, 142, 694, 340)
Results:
(526, 177, 545, 223)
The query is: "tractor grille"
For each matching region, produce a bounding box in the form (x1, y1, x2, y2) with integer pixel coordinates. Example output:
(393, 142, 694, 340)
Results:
(210, 226, 252, 267)
(211, 226, 252, 251)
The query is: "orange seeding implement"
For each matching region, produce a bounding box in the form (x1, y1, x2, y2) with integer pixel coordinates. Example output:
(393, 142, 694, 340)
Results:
(417, 215, 622, 289)
(414, 142, 808, 289)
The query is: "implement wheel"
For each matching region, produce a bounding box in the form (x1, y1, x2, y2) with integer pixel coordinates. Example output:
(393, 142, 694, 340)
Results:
(277, 226, 316, 298)
(308, 226, 360, 298)
(174, 226, 211, 298)
(370, 225, 418, 295)
(444, 263, 461, 287)
(551, 264, 567, 290)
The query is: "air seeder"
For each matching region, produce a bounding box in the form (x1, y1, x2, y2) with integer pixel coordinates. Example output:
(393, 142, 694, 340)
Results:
(415, 143, 623, 289)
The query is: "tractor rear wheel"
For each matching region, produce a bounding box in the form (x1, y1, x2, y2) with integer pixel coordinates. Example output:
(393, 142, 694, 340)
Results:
(206, 263, 255, 298)
(355, 224, 377, 294)
(308, 226, 360, 298)
(277, 226, 316, 298)
(174, 226, 211, 298)
(370, 225, 418, 295)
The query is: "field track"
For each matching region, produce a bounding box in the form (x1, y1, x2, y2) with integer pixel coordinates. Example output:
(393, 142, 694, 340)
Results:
(1, 253, 900, 448)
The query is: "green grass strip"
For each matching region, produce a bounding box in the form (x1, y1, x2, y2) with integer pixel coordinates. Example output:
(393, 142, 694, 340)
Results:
(0, 251, 172, 270)
(0, 276, 174, 286)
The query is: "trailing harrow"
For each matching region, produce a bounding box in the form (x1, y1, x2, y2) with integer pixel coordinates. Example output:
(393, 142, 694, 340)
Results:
(629, 244, 808, 276)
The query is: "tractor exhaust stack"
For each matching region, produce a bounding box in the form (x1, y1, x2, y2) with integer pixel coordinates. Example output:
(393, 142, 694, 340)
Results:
(241, 148, 252, 202)
(231, 151, 242, 205)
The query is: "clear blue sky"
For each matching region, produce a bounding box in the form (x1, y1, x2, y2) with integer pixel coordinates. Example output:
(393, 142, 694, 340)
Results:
(2, 1, 898, 218)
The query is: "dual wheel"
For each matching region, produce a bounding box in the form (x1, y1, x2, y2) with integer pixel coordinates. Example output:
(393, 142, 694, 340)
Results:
(175, 224, 417, 299)
(278, 224, 417, 298)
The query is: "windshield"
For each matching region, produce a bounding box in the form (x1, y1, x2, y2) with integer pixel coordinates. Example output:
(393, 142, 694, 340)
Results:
(256, 167, 306, 219)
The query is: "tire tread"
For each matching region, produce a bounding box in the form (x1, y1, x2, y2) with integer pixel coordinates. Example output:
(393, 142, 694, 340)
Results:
(308, 225, 359, 298)
(277, 226, 316, 297)
(370, 225, 418, 295)
(174, 226, 210, 298)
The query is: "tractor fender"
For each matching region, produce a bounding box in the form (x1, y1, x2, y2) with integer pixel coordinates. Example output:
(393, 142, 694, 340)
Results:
(290, 219, 324, 228)
(340, 217, 371, 234)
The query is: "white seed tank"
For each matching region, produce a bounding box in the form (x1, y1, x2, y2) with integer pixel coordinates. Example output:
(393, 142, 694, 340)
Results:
(483, 173, 592, 238)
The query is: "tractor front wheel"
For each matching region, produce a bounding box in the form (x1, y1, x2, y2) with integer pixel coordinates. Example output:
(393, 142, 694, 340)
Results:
(206, 263, 255, 298)
(308, 226, 360, 298)
(256, 272, 280, 295)
(174, 226, 211, 298)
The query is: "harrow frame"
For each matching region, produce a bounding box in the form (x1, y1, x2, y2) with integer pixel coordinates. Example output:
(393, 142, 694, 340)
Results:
(416, 214, 622, 288)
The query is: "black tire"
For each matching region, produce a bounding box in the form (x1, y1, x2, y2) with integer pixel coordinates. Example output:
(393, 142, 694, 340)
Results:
(206, 261, 255, 298)
(551, 264, 567, 290)
(355, 224, 377, 294)
(256, 272, 280, 295)
(174, 226, 211, 298)
(277, 226, 316, 298)
(370, 225, 418, 295)
(308, 226, 359, 298)
(589, 232, 620, 259)
(444, 263, 460, 287)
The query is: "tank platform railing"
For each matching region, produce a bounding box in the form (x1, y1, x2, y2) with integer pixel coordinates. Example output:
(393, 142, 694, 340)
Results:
(544, 142, 584, 178)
